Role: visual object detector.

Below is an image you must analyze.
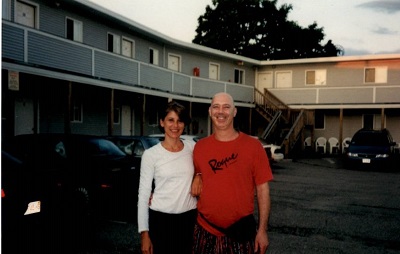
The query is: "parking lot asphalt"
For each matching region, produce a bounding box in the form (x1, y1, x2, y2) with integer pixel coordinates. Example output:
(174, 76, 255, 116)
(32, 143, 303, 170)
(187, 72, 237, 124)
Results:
(74, 157, 400, 253)
(268, 158, 400, 254)
(291, 157, 343, 169)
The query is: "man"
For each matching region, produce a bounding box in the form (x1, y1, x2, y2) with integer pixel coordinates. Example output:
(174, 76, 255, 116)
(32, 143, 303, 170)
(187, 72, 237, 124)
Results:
(191, 92, 273, 254)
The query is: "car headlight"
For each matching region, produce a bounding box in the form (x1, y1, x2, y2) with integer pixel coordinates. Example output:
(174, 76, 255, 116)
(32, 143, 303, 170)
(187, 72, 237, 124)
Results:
(376, 154, 389, 158)
(347, 152, 358, 157)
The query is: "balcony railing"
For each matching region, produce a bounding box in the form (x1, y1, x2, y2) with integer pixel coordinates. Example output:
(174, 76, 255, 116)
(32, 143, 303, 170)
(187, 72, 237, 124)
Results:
(2, 21, 254, 104)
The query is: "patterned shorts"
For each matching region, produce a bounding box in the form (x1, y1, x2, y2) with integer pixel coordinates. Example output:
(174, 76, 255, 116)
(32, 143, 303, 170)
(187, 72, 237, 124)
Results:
(192, 222, 255, 254)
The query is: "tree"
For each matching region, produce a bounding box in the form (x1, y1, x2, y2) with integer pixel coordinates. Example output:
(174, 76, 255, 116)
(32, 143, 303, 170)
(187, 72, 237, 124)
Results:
(193, 0, 343, 60)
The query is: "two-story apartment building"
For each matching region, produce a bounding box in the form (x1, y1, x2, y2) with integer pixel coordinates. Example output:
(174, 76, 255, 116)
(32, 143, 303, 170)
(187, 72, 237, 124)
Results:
(2, 0, 259, 137)
(256, 56, 400, 153)
(2, 0, 400, 156)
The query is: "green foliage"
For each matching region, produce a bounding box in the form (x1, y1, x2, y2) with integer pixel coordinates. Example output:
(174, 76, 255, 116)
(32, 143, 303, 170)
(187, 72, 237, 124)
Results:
(193, 0, 343, 60)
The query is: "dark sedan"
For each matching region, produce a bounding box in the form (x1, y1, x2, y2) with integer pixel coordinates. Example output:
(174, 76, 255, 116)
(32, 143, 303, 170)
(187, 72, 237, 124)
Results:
(345, 128, 397, 170)
(1, 150, 57, 252)
(2, 134, 141, 226)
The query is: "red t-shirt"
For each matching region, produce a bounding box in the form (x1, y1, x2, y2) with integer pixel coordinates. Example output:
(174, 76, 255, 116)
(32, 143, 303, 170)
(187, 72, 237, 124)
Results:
(194, 132, 273, 236)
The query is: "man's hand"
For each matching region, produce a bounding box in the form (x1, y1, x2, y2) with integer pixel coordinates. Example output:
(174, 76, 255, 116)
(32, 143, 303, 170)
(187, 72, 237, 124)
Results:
(254, 230, 269, 253)
(191, 174, 202, 197)
(255, 182, 271, 253)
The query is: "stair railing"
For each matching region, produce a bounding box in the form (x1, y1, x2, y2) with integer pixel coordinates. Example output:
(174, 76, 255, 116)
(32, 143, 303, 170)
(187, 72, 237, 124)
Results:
(282, 110, 306, 156)
(262, 110, 282, 140)
(254, 88, 288, 122)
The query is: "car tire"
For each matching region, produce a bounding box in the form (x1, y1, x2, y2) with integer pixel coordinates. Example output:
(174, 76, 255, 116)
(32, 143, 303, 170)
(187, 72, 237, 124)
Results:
(62, 187, 93, 252)
(73, 187, 90, 216)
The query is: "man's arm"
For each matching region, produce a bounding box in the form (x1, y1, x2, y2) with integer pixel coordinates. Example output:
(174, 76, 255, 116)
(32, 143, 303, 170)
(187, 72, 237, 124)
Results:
(255, 182, 271, 253)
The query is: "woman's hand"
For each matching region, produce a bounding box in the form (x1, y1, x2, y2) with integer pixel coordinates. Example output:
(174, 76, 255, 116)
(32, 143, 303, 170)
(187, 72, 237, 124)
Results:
(140, 231, 153, 254)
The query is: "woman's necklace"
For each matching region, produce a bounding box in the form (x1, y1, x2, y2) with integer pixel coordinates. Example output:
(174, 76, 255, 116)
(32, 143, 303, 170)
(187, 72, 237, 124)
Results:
(161, 140, 183, 152)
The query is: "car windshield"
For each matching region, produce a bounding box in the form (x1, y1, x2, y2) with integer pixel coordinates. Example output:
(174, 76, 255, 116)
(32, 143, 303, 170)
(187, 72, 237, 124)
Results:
(352, 132, 389, 146)
(144, 137, 162, 148)
(85, 139, 126, 157)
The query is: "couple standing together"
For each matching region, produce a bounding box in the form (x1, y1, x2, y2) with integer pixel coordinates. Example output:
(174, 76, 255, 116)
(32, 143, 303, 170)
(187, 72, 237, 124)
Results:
(137, 92, 274, 254)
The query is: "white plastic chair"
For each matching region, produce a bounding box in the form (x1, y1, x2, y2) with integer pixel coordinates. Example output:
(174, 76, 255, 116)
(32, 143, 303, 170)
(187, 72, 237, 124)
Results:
(342, 137, 352, 153)
(328, 137, 339, 154)
(303, 136, 312, 154)
(315, 137, 327, 154)
(304, 137, 312, 147)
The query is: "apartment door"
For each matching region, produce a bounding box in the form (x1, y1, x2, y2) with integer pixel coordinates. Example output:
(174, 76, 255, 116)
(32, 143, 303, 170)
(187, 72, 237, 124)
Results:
(15, 98, 34, 135)
(257, 72, 273, 91)
(209, 63, 219, 80)
(122, 38, 134, 58)
(15, 1, 36, 28)
(121, 105, 133, 135)
(168, 54, 180, 72)
(276, 71, 292, 88)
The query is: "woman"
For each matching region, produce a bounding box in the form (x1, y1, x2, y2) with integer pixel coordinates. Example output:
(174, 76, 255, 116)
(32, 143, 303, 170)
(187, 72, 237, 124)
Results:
(137, 100, 197, 254)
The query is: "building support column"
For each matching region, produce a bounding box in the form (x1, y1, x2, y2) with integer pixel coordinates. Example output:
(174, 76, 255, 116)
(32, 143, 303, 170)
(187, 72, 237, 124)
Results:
(381, 108, 385, 129)
(189, 101, 193, 135)
(32, 76, 39, 134)
(141, 94, 146, 135)
(249, 107, 252, 135)
(64, 81, 72, 135)
(339, 108, 343, 153)
(108, 89, 114, 136)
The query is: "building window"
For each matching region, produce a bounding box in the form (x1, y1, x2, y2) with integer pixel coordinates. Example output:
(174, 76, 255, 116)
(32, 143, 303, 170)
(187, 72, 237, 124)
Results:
(108, 33, 121, 54)
(364, 67, 387, 83)
(234, 69, 244, 84)
(2, 0, 11, 20)
(15, 0, 39, 28)
(113, 108, 120, 124)
(150, 48, 159, 65)
(306, 70, 326, 85)
(209, 63, 220, 80)
(122, 37, 135, 58)
(315, 110, 325, 129)
(66, 17, 83, 42)
(168, 54, 181, 72)
(71, 101, 82, 123)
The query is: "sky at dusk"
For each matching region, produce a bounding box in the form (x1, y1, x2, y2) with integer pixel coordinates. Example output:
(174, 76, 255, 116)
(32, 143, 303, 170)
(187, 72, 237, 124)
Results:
(89, 0, 400, 56)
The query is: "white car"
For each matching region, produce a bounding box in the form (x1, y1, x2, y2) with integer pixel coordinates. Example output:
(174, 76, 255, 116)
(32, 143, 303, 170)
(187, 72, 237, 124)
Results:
(262, 143, 284, 162)
(149, 134, 201, 142)
(252, 136, 284, 162)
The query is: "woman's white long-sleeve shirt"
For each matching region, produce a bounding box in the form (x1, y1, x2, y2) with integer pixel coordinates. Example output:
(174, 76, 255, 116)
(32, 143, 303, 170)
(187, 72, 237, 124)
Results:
(137, 139, 197, 233)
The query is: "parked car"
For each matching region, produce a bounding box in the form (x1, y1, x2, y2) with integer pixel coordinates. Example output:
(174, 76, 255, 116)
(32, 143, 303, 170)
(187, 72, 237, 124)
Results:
(105, 135, 162, 157)
(345, 128, 397, 170)
(1, 150, 54, 252)
(252, 136, 284, 163)
(149, 134, 201, 142)
(2, 134, 140, 225)
(262, 143, 285, 162)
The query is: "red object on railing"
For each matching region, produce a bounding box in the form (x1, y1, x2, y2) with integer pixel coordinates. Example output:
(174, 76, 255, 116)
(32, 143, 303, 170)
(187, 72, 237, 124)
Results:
(193, 67, 200, 76)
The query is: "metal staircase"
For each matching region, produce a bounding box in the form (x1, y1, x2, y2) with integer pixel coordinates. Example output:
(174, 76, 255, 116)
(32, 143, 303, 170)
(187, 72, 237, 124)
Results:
(254, 88, 314, 158)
